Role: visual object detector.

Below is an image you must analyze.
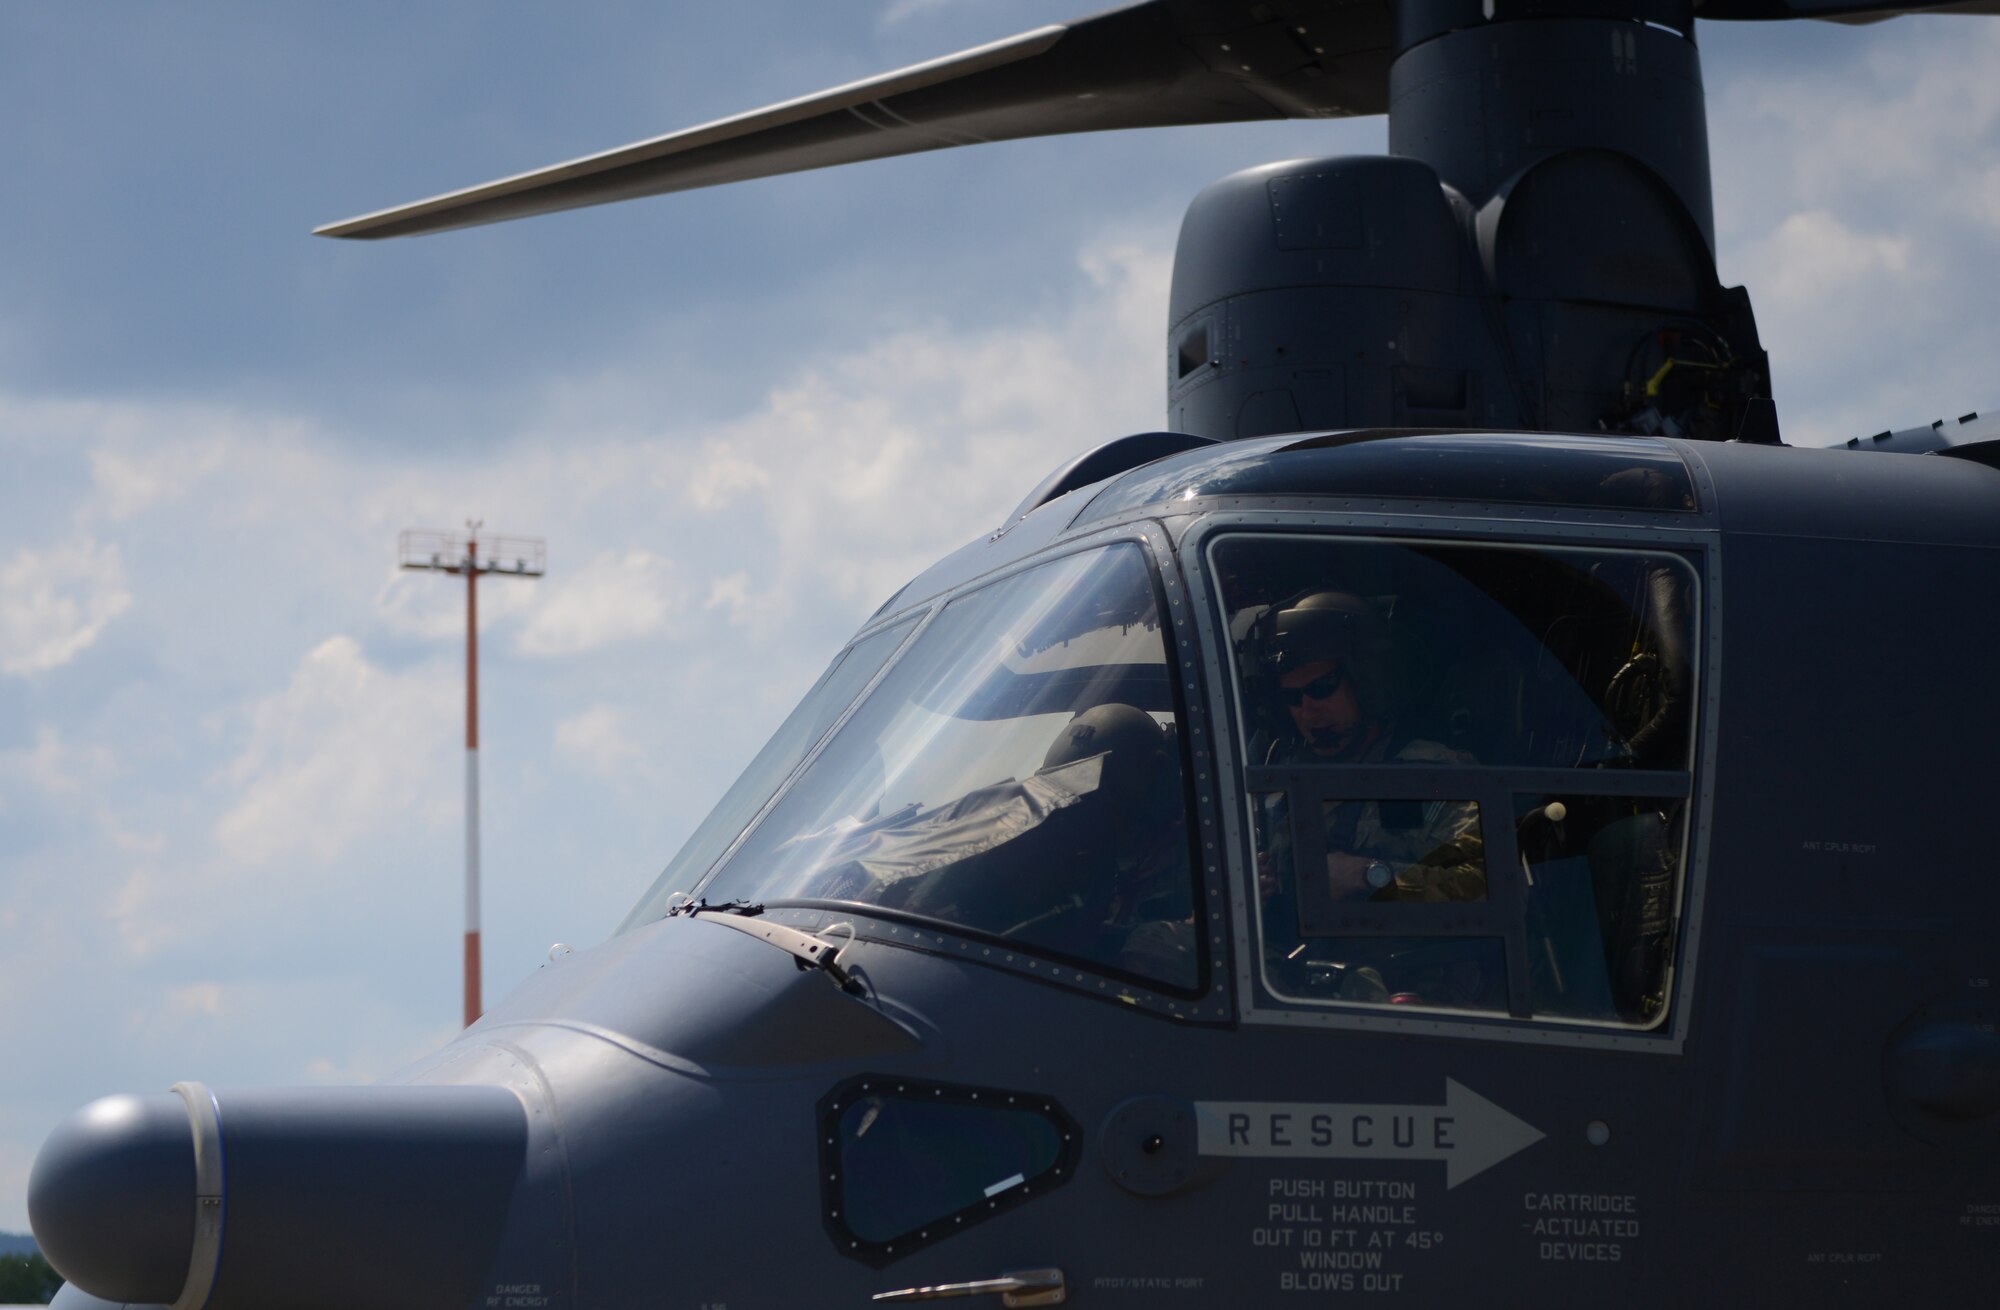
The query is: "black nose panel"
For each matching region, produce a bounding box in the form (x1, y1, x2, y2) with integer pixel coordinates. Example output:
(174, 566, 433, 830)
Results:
(29, 1093, 195, 1305)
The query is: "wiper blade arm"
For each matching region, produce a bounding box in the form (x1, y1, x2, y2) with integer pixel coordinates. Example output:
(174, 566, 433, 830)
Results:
(679, 902, 863, 995)
(667, 897, 765, 918)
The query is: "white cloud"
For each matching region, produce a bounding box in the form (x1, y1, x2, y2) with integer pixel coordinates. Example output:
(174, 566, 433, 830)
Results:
(515, 549, 689, 657)
(301, 1020, 461, 1086)
(1716, 23, 2000, 217)
(697, 232, 1171, 618)
(878, 0, 966, 27)
(0, 228, 1171, 698)
(1705, 23, 2000, 444)
(1972, 164, 2000, 236)
(0, 535, 133, 675)
(6, 726, 119, 800)
(553, 703, 650, 785)
(120, 981, 234, 1050)
(681, 439, 770, 511)
(105, 864, 178, 962)
(1759, 210, 1912, 292)
(210, 635, 457, 870)
(166, 981, 225, 1018)
(0, 729, 166, 873)
(303, 1054, 376, 1084)
(372, 563, 543, 641)
(0, 392, 306, 526)
(88, 438, 231, 521)
(705, 571, 755, 626)
(1742, 209, 1915, 357)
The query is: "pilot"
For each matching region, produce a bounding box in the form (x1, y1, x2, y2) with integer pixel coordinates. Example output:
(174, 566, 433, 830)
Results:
(1030, 703, 1195, 984)
(848, 702, 1197, 990)
(1255, 591, 1484, 905)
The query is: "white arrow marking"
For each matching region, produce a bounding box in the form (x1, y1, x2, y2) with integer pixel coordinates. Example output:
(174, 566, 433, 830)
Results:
(1195, 1079, 1545, 1189)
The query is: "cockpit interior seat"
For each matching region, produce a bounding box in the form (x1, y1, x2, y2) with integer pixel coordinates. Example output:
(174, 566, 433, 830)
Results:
(1587, 807, 1677, 1023)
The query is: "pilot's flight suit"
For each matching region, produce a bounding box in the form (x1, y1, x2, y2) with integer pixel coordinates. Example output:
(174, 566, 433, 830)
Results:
(1260, 729, 1486, 909)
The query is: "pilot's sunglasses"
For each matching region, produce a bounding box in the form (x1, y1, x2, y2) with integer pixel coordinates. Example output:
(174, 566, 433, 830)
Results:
(1281, 667, 1345, 706)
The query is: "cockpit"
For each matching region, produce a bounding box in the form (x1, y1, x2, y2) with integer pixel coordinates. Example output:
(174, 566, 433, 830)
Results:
(1214, 532, 1697, 1028)
(624, 541, 1206, 994)
(623, 432, 1707, 1041)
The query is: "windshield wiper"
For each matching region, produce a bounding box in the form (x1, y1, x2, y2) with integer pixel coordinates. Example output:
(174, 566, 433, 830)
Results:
(668, 897, 765, 918)
(673, 899, 863, 995)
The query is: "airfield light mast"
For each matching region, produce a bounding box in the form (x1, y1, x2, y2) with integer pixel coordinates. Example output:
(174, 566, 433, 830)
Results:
(398, 522, 546, 1028)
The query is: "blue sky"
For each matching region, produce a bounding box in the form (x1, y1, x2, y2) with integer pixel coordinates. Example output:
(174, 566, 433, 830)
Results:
(2, 2, 1997, 1232)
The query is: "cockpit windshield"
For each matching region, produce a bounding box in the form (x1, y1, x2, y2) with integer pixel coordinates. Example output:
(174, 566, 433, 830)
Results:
(620, 617, 917, 931)
(680, 542, 1202, 992)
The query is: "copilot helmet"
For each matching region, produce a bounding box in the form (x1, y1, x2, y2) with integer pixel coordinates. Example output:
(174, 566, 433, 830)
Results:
(1041, 702, 1178, 828)
(1262, 590, 1396, 722)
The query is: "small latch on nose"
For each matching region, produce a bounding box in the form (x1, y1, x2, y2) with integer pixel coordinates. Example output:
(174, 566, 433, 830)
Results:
(872, 1267, 1066, 1307)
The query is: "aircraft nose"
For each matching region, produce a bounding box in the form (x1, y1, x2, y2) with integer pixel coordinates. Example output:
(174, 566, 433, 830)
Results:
(29, 1091, 196, 1305)
(29, 1080, 532, 1310)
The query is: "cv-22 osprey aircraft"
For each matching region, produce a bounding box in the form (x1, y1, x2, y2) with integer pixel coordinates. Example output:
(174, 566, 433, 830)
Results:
(29, 1, 2000, 1306)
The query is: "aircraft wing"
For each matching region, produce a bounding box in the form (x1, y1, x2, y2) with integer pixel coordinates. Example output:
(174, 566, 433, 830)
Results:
(1834, 410, 2000, 453)
(315, 0, 1392, 239)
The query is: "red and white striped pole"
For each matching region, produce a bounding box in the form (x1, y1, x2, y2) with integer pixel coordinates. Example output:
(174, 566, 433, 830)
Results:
(463, 531, 482, 1030)
(398, 523, 543, 1029)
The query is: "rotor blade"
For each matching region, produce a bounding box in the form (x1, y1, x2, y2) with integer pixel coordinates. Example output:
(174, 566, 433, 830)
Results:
(316, 0, 1391, 239)
(1698, 0, 2000, 21)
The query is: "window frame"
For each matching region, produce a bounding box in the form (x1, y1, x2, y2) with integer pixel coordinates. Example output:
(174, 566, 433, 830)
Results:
(817, 1075, 1083, 1267)
(1184, 514, 1719, 1052)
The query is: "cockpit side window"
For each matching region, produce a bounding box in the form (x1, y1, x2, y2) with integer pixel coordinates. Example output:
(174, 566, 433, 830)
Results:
(1212, 535, 1698, 1029)
(692, 542, 1205, 993)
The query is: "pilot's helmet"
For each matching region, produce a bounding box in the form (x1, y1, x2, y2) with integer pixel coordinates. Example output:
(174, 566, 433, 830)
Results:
(1261, 590, 1395, 721)
(1040, 702, 1177, 827)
